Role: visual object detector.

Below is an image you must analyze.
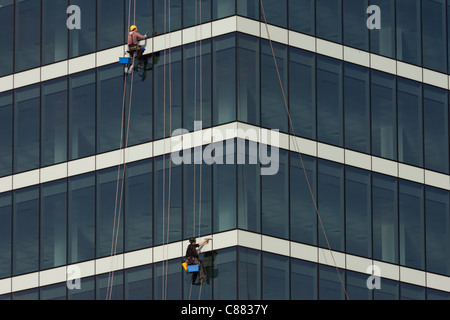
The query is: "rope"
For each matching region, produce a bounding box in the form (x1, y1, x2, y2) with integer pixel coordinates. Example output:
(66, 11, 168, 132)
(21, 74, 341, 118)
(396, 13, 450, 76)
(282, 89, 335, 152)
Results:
(259, 0, 349, 300)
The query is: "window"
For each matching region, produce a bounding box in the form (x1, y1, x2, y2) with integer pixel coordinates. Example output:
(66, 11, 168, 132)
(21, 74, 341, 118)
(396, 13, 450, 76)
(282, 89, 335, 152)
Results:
(40, 283, 66, 300)
(373, 279, 399, 300)
(126, 0, 153, 40)
(289, 0, 314, 35)
(237, 0, 259, 20)
(0, 92, 12, 177)
(213, 34, 236, 126)
(14, 84, 40, 173)
(212, 0, 234, 20)
(396, 0, 421, 65)
(69, 70, 96, 160)
(372, 173, 398, 264)
(371, 70, 397, 161)
(370, 0, 395, 58)
(213, 247, 237, 300)
(125, 265, 153, 300)
(42, 0, 68, 65)
(238, 247, 261, 300)
(318, 160, 344, 252)
(154, 0, 182, 33)
(291, 258, 317, 300)
(41, 78, 68, 167)
(262, 252, 289, 300)
(96, 270, 124, 300)
(67, 276, 94, 300)
(425, 186, 450, 276)
(69, 0, 96, 58)
(68, 173, 95, 264)
(316, 0, 342, 43)
(346, 270, 372, 300)
(399, 180, 425, 270)
(318, 264, 346, 300)
(125, 160, 153, 251)
(259, 0, 287, 28)
(97, 0, 123, 51)
(237, 34, 260, 126)
(0, 0, 13, 76)
(345, 166, 371, 258)
(423, 85, 449, 174)
(289, 47, 315, 140)
(40, 179, 67, 270)
(0, 192, 11, 279)
(290, 152, 316, 245)
(422, 0, 447, 72)
(344, 62, 370, 153)
(397, 78, 423, 167)
(343, 0, 369, 50)
(13, 186, 39, 276)
(183, 0, 211, 28)
(400, 283, 425, 300)
(154, 259, 182, 300)
(261, 39, 288, 133)
(15, 0, 41, 72)
(317, 56, 343, 147)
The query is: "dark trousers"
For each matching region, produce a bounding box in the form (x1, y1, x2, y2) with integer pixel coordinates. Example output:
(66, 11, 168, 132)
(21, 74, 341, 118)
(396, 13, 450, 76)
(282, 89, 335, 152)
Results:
(187, 257, 204, 283)
(128, 45, 144, 65)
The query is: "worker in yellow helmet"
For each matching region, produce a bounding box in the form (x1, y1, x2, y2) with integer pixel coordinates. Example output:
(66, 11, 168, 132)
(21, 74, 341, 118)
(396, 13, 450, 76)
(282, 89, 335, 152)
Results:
(127, 25, 147, 69)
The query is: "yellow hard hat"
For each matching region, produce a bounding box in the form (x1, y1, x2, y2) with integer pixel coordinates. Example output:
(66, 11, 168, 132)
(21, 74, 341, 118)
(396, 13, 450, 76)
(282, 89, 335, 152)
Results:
(130, 25, 137, 31)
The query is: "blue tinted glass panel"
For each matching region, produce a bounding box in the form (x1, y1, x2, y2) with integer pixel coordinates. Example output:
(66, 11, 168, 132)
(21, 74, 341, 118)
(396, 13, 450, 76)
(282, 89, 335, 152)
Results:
(345, 166, 371, 258)
(125, 160, 153, 251)
(237, 34, 260, 126)
(69, 0, 96, 58)
(426, 186, 450, 276)
(12, 288, 38, 300)
(0, 92, 12, 177)
(397, 78, 423, 167)
(370, 0, 395, 58)
(212, 248, 236, 300)
(183, 149, 212, 238)
(154, 47, 182, 140)
(318, 265, 346, 300)
(213, 34, 236, 125)
(0, 193, 11, 279)
(399, 180, 424, 270)
(262, 149, 288, 239)
(96, 270, 123, 300)
(318, 160, 344, 252)
(291, 258, 317, 300)
(154, 0, 182, 33)
(316, 0, 342, 43)
(290, 153, 316, 245)
(423, 85, 449, 174)
(41, 78, 68, 167)
(126, 0, 153, 38)
(343, 0, 368, 50)
(372, 173, 398, 264)
(262, 252, 289, 300)
(68, 173, 95, 264)
(400, 283, 425, 300)
(15, 0, 41, 72)
(154, 259, 182, 300)
(344, 63, 370, 153)
(422, 0, 446, 72)
(289, 48, 315, 139)
(40, 283, 66, 300)
(97, 0, 124, 51)
(0, 1, 13, 76)
(259, 0, 286, 28)
(67, 276, 94, 300)
(41, 180, 67, 270)
(261, 39, 288, 133)
(184, 0, 211, 27)
(237, 140, 260, 233)
(371, 71, 397, 160)
(154, 156, 182, 245)
(14, 84, 40, 173)
(427, 288, 450, 300)
(183, 40, 212, 131)
(125, 265, 152, 300)
(289, 0, 314, 35)
(396, 0, 421, 65)
(42, 0, 68, 65)
(346, 270, 372, 300)
(97, 64, 124, 153)
(317, 56, 343, 147)
(373, 278, 399, 300)
(69, 70, 96, 160)
(238, 247, 261, 300)
(13, 186, 39, 276)
(213, 141, 236, 233)
(237, 0, 259, 20)
(212, 0, 234, 19)
(97, 167, 124, 258)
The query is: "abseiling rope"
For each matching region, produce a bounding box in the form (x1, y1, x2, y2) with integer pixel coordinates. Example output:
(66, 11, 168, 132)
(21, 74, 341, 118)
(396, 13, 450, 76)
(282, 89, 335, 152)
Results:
(258, 0, 349, 300)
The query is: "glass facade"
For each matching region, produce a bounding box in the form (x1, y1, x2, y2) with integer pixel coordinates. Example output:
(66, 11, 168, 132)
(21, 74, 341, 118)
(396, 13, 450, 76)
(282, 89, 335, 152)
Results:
(0, 0, 450, 301)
